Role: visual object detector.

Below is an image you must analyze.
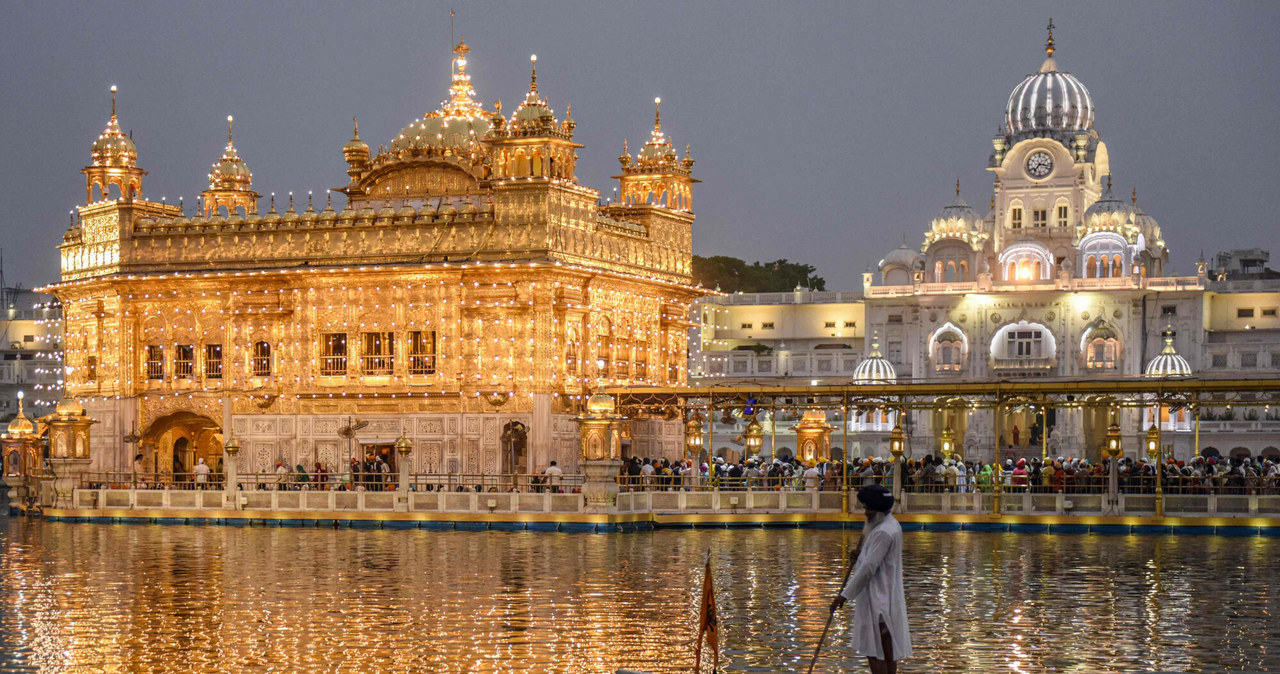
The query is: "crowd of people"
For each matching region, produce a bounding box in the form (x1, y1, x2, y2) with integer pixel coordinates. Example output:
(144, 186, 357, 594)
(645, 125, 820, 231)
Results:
(613, 453, 1280, 495)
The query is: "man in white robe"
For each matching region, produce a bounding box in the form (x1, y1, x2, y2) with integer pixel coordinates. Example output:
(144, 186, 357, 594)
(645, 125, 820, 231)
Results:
(830, 483, 911, 673)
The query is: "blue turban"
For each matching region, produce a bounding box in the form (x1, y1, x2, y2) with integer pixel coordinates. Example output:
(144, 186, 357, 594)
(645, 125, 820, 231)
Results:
(857, 484, 894, 512)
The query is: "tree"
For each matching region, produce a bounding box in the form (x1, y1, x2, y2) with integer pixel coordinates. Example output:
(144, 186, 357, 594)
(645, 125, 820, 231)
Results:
(692, 256, 825, 293)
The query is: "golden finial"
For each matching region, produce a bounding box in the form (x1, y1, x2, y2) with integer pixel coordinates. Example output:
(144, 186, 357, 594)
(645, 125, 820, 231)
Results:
(110, 84, 118, 118)
(1106, 174, 1112, 191)
(653, 97, 662, 130)
(529, 54, 538, 92)
(494, 100, 502, 114)
(1132, 187, 1138, 205)
(227, 115, 234, 144)
(1045, 18, 1055, 58)
(991, 193, 996, 210)
(352, 116, 360, 138)
(455, 37, 469, 58)
(565, 102, 571, 117)
(955, 178, 961, 196)
(308, 191, 313, 209)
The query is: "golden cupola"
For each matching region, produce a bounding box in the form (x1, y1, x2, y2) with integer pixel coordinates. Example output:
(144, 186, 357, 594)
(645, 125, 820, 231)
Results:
(613, 97, 697, 211)
(343, 116, 370, 185)
(6, 392, 35, 437)
(201, 115, 260, 217)
(488, 54, 582, 182)
(82, 85, 147, 204)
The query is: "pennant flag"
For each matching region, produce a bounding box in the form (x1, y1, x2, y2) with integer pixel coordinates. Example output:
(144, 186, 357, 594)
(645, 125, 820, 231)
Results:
(695, 555, 719, 671)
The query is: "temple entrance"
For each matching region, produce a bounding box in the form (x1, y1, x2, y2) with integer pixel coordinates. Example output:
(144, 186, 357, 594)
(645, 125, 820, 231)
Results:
(140, 412, 222, 478)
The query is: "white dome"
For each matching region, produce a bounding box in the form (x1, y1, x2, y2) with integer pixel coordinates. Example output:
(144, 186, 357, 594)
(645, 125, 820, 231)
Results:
(1005, 57, 1093, 137)
(853, 340, 897, 384)
(1145, 330, 1192, 377)
(880, 244, 922, 270)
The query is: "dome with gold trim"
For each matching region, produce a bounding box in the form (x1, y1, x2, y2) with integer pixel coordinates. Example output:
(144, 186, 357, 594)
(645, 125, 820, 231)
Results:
(388, 38, 492, 157)
(586, 390, 617, 415)
(53, 397, 85, 419)
(208, 116, 254, 192)
(505, 55, 561, 137)
(7, 393, 35, 436)
(634, 98, 679, 167)
(91, 86, 138, 168)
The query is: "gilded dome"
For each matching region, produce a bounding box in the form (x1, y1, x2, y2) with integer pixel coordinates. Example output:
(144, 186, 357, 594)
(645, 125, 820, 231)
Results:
(1005, 27, 1094, 138)
(209, 116, 254, 192)
(343, 118, 370, 158)
(586, 391, 616, 415)
(54, 397, 84, 418)
(633, 98, 679, 168)
(506, 55, 559, 137)
(91, 87, 138, 168)
(388, 38, 492, 158)
(7, 393, 35, 436)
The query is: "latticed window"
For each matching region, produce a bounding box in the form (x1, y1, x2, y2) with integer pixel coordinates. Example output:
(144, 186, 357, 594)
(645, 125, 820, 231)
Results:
(1033, 209, 1047, 227)
(408, 330, 436, 375)
(252, 341, 272, 377)
(1057, 205, 1069, 227)
(205, 344, 223, 379)
(86, 356, 97, 382)
(145, 345, 164, 380)
(321, 333, 348, 376)
(1007, 330, 1043, 358)
(361, 332, 394, 375)
(175, 344, 194, 380)
(1010, 207, 1023, 229)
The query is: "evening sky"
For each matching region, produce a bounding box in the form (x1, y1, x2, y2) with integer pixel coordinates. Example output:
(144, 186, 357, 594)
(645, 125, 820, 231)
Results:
(1, 1, 1277, 289)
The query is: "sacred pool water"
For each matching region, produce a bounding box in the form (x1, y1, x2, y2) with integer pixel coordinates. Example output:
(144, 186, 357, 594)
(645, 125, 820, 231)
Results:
(1, 517, 1276, 672)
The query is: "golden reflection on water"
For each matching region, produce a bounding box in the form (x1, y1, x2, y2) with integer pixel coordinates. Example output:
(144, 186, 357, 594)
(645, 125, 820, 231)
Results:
(1, 518, 1278, 672)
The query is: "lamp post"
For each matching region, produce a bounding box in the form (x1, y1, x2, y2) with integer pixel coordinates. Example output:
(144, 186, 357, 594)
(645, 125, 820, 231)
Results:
(684, 411, 704, 489)
(223, 435, 241, 509)
(1105, 409, 1123, 515)
(939, 424, 955, 462)
(395, 434, 413, 497)
(889, 420, 906, 508)
(1146, 424, 1163, 517)
(743, 415, 763, 491)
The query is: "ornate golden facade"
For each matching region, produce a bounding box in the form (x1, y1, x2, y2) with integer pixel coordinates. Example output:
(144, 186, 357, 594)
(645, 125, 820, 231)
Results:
(47, 40, 703, 476)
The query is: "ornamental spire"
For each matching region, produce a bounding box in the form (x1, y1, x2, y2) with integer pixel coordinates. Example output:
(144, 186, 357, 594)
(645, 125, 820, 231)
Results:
(1045, 18, 1056, 58)
(529, 54, 538, 93)
(227, 115, 234, 144)
(110, 84, 117, 119)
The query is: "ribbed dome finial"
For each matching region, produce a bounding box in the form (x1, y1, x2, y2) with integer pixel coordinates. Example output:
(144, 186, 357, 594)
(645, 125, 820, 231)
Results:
(1045, 18, 1056, 58)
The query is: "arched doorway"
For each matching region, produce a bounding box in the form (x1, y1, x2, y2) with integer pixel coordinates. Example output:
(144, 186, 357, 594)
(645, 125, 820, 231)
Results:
(140, 411, 222, 478)
(1200, 446, 1220, 459)
(1229, 447, 1251, 460)
(1261, 447, 1280, 461)
(501, 421, 528, 474)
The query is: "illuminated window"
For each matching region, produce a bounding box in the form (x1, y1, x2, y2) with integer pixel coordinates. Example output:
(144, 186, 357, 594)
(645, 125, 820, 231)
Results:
(321, 333, 347, 376)
(204, 344, 222, 379)
(409, 330, 437, 375)
(1010, 208, 1023, 229)
(361, 332, 393, 375)
(145, 345, 164, 380)
(175, 344, 194, 380)
(251, 341, 271, 378)
(1057, 205, 1069, 227)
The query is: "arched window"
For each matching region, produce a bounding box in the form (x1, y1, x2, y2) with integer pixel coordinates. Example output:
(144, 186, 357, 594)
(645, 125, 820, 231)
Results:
(252, 341, 272, 377)
(930, 323, 968, 373)
(1086, 256, 1098, 278)
(1081, 322, 1120, 370)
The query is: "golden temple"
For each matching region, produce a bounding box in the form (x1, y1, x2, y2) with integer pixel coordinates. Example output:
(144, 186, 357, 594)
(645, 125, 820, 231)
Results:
(45, 39, 703, 477)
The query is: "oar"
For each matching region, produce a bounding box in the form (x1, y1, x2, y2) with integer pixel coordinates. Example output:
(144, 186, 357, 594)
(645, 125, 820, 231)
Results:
(807, 533, 862, 674)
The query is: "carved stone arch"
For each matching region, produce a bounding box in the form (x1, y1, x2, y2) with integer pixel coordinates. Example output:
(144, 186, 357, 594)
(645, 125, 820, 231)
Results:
(1079, 319, 1122, 370)
(358, 159, 482, 198)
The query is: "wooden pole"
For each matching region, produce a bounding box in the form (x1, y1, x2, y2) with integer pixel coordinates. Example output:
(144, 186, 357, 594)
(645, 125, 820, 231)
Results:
(808, 534, 862, 674)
